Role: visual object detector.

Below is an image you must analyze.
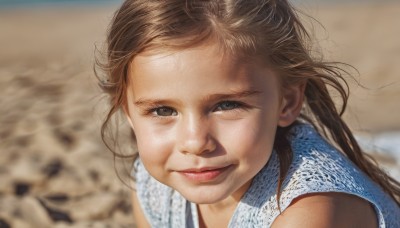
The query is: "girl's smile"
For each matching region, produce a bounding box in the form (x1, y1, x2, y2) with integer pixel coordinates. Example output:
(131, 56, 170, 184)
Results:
(125, 42, 300, 206)
(177, 165, 234, 183)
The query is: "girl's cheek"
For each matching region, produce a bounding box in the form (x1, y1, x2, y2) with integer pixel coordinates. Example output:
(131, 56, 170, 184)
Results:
(217, 113, 276, 152)
(223, 121, 260, 146)
(135, 123, 175, 155)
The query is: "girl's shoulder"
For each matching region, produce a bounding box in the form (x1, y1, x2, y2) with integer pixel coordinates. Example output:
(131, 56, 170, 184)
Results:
(272, 192, 378, 227)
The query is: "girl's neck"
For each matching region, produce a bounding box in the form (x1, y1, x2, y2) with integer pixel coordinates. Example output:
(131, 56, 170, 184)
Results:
(197, 200, 237, 228)
(197, 180, 252, 227)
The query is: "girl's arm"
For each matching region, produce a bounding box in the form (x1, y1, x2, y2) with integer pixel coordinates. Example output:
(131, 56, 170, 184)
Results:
(271, 192, 378, 228)
(131, 190, 151, 228)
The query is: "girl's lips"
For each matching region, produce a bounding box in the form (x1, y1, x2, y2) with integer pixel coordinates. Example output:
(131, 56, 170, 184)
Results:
(178, 165, 232, 182)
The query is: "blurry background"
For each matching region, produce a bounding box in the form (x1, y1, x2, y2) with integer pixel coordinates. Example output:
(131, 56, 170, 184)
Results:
(0, 0, 399, 227)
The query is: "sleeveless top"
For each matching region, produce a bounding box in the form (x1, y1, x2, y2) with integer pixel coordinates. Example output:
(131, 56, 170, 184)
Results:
(133, 124, 400, 227)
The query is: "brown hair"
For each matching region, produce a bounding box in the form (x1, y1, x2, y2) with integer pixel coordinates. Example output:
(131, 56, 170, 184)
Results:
(96, 0, 400, 206)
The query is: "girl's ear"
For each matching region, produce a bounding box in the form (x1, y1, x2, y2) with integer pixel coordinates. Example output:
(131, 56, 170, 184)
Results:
(278, 82, 306, 127)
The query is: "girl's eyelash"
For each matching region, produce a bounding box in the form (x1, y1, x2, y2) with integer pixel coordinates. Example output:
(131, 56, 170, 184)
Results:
(142, 101, 248, 117)
(142, 107, 157, 115)
(213, 100, 248, 112)
(143, 106, 177, 117)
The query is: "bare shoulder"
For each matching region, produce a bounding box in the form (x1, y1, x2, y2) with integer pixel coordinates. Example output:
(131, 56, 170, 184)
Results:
(271, 192, 378, 228)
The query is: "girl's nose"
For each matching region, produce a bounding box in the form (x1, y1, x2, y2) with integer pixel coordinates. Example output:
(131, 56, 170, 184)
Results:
(176, 115, 216, 155)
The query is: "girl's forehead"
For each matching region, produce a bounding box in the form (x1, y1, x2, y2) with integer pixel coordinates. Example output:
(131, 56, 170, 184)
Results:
(132, 38, 264, 66)
(131, 47, 231, 79)
(130, 43, 267, 80)
(127, 42, 280, 96)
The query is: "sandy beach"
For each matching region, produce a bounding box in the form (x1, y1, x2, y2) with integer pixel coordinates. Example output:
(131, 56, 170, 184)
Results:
(0, 1, 399, 227)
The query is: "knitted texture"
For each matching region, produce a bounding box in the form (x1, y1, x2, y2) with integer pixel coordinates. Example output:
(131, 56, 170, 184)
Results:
(134, 124, 400, 227)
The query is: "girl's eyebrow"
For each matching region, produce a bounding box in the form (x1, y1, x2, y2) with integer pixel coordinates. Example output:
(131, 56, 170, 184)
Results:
(134, 89, 262, 107)
(134, 99, 175, 108)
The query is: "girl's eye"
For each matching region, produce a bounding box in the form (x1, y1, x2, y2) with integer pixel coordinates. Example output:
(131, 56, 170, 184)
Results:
(214, 101, 241, 111)
(152, 107, 177, 116)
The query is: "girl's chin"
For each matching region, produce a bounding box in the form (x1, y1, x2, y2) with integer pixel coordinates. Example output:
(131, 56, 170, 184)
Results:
(183, 194, 226, 204)
(175, 187, 233, 204)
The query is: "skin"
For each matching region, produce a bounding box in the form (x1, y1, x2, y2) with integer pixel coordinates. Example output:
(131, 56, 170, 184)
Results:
(124, 42, 377, 227)
(271, 193, 378, 228)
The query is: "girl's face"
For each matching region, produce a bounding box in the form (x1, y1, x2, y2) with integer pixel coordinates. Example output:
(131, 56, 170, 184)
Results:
(126, 42, 301, 204)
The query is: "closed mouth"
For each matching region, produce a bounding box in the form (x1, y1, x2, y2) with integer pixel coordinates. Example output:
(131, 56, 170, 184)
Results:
(178, 165, 232, 182)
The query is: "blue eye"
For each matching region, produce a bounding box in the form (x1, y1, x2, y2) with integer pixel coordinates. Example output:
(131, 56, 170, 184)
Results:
(215, 101, 241, 111)
(153, 107, 177, 116)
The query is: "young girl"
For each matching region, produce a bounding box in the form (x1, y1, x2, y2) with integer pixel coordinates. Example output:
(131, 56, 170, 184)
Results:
(97, 0, 400, 227)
